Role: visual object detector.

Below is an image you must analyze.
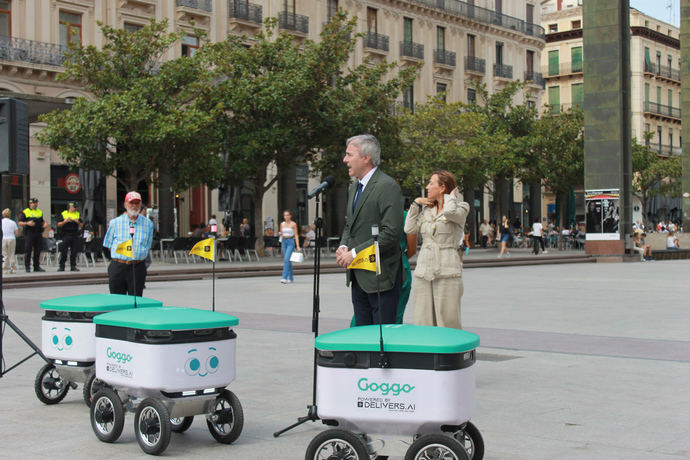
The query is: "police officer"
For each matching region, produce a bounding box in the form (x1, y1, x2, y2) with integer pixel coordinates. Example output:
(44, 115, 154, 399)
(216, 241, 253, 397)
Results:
(18, 197, 48, 273)
(57, 201, 83, 272)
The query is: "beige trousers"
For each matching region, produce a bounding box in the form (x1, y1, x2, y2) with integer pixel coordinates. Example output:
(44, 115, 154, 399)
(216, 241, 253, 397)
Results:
(412, 276, 463, 329)
(2, 238, 17, 272)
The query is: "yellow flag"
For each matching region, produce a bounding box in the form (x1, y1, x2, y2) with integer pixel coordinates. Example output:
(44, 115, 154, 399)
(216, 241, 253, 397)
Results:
(115, 239, 133, 258)
(190, 237, 215, 262)
(347, 244, 377, 271)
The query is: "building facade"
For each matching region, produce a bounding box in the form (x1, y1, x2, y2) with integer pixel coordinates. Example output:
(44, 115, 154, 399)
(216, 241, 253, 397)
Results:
(0, 0, 544, 238)
(541, 0, 681, 224)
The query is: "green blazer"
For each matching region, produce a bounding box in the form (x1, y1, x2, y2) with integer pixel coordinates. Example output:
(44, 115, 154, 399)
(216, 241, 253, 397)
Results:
(340, 168, 403, 293)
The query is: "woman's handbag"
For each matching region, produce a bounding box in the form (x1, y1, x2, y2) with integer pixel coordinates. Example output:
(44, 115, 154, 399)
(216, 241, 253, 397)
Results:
(290, 250, 304, 263)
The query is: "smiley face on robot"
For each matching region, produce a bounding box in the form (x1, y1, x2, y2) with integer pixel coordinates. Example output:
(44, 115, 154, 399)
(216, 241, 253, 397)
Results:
(184, 346, 220, 377)
(50, 326, 74, 351)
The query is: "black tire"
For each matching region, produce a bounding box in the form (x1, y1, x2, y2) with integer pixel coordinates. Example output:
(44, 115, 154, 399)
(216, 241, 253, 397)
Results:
(170, 416, 194, 433)
(206, 390, 244, 444)
(454, 422, 484, 460)
(34, 363, 69, 405)
(90, 388, 125, 443)
(83, 371, 106, 408)
(305, 429, 370, 460)
(134, 398, 172, 455)
(404, 434, 470, 460)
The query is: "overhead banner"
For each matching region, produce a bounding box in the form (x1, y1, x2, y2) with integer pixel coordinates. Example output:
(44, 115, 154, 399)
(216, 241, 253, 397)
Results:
(585, 190, 620, 240)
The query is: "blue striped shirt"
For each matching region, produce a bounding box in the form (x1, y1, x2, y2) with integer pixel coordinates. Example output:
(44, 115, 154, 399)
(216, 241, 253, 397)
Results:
(103, 213, 154, 261)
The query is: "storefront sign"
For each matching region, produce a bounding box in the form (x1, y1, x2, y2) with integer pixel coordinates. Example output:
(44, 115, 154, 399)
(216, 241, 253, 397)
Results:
(64, 173, 82, 194)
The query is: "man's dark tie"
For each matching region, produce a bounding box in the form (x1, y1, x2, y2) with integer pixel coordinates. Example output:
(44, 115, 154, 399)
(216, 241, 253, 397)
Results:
(353, 182, 363, 213)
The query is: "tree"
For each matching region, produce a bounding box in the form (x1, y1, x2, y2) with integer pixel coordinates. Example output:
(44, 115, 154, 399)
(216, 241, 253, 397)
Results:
(38, 19, 223, 192)
(199, 12, 418, 249)
(632, 133, 682, 226)
(527, 107, 584, 227)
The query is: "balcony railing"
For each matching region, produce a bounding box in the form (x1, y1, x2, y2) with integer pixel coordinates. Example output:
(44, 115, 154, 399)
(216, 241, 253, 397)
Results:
(433, 49, 456, 67)
(524, 71, 545, 88)
(279, 11, 309, 34)
(364, 32, 389, 52)
(465, 56, 485, 74)
(645, 101, 681, 119)
(644, 61, 681, 81)
(400, 41, 424, 60)
(0, 35, 69, 67)
(649, 143, 682, 156)
(546, 103, 583, 115)
(546, 62, 583, 77)
(229, 1, 262, 24)
(176, 0, 212, 12)
(494, 63, 513, 79)
(409, 0, 545, 40)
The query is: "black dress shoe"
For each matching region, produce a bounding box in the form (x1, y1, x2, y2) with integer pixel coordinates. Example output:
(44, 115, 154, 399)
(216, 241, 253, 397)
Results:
(70, 267, 80, 272)
(57, 267, 65, 272)
(25, 268, 31, 273)
(34, 267, 46, 272)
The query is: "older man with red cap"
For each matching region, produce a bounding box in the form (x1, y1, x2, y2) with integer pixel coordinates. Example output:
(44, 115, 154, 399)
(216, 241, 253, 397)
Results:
(103, 191, 154, 296)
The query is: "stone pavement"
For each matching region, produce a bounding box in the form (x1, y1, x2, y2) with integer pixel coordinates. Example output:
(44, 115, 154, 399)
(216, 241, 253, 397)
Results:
(1, 260, 689, 459)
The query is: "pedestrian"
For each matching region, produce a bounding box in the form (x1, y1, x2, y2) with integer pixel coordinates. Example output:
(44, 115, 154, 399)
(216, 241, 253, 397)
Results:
(103, 191, 154, 296)
(208, 214, 218, 235)
(404, 170, 469, 329)
(498, 215, 511, 258)
(667, 231, 679, 250)
(57, 201, 83, 272)
(2, 208, 19, 274)
(336, 134, 403, 326)
(279, 210, 300, 284)
(18, 197, 48, 273)
(479, 218, 490, 248)
(239, 218, 251, 237)
(530, 217, 546, 255)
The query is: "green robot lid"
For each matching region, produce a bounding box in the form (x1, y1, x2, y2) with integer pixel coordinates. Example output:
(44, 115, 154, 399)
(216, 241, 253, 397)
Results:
(93, 306, 239, 330)
(40, 294, 162, 312)
(316, 324, 479, 353)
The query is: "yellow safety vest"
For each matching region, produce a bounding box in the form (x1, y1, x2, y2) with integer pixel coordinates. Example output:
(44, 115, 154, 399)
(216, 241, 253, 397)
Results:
(23, 208, 43, 218)
(61, 210, 80, 221)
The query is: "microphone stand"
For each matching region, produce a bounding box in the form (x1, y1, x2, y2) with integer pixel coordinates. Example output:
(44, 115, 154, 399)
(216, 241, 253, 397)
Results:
(129, 222, 137, 308)
(273, 191, 325, 437)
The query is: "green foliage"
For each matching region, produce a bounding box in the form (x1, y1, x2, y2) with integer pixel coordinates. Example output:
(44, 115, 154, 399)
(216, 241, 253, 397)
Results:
(38, 19, 223, 191)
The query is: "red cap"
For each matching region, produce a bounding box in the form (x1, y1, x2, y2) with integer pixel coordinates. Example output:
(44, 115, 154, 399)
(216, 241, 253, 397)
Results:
(124, 191, 142, 203)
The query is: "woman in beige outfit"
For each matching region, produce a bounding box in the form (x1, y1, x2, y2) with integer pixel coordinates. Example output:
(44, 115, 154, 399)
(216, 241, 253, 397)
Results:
(404, 170, 469, 329)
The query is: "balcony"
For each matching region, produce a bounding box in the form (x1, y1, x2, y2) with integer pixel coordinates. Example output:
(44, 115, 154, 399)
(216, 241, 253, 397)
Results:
(433, 49, 456, 68)
(545, 103, 583, 115)
(0, 35, 69, 67)
(228, 1, 262, 26)
(400, 41, 424, 61)
(524, 71, 545, 88)
(649, 143, 682, 156)
(545, 62, 583, 78)
(176, 0, 212, 12)
(493, 63, 513, 79)
(644, 101, 681, 121)
(644, 61, 680, 83)
(464, 56, 485, 75)
(408, 0, 545, 40)
(364, 32, 389, 55)
(279, 11, 309, 36)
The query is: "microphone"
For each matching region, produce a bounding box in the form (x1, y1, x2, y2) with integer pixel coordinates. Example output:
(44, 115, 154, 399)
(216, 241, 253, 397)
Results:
(129, 222, 135, 236)
(308, 176, 335, 199)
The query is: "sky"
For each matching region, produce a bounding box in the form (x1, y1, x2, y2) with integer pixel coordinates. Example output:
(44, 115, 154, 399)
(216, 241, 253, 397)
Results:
(629, 0, 680, 27)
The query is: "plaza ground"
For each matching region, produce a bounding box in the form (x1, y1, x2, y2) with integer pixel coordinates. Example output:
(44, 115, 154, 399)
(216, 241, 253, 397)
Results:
(1, 260, 689, 459)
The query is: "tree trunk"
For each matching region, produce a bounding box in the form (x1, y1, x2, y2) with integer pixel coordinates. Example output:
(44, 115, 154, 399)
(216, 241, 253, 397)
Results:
(253, 168, 268, 256)
(158, 168, 175, 238)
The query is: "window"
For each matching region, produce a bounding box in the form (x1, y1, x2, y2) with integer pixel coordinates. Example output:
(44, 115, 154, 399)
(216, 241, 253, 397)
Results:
(668, 89, 673, 107)
(548, 50, 559, 76)
(548, 24, 558, 33)
(467, 34, 475, 57)
(571, 20, 581, 29)
(467, 88, 476, 104)
(495, 0, 502, 14)
(526, 4, 534, 24)
(656, 86, 661, 104)
(436, 83, 447, 102)
(403, 85, 414, 111)
(669, 131, 673, 149)
(0, 1, 10, 36)
(124, 23, 142, 33)
(656, 51, 661, 70)
(437, 26, 445, 52)
(571, 83, 583, 107)
(644, 47, 651, 66)
(181, 35, 199, 57)
(571, 46, 582, 73)
(367, 8, 377, 34)
(668, 55, 672, 69)
(403, 17, 413, 44)
(548, 86, 560, 114)
(284, 0, 295, 14)
(657, 126, 662, 150)
(495, 42, 503, 65)
(644, 83, 649, 103)
(645, 124, 650, 145)
(327, 0, 338, 20)
(526, 50, 534, 73)
(59, 11, 82, 47)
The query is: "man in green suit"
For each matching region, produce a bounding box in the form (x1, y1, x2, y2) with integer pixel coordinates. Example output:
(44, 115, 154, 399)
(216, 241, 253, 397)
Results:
(336, 134, 404, 326)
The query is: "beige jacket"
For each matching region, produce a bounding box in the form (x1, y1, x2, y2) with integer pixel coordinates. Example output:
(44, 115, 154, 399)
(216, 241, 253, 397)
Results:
(404, 194, 470, 281)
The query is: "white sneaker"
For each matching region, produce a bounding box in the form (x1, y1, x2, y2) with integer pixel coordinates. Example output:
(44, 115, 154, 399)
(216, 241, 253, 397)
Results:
(280, 279, 287, 284)
(286, 280, 293, 284)
(543, 250, 548, 254)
